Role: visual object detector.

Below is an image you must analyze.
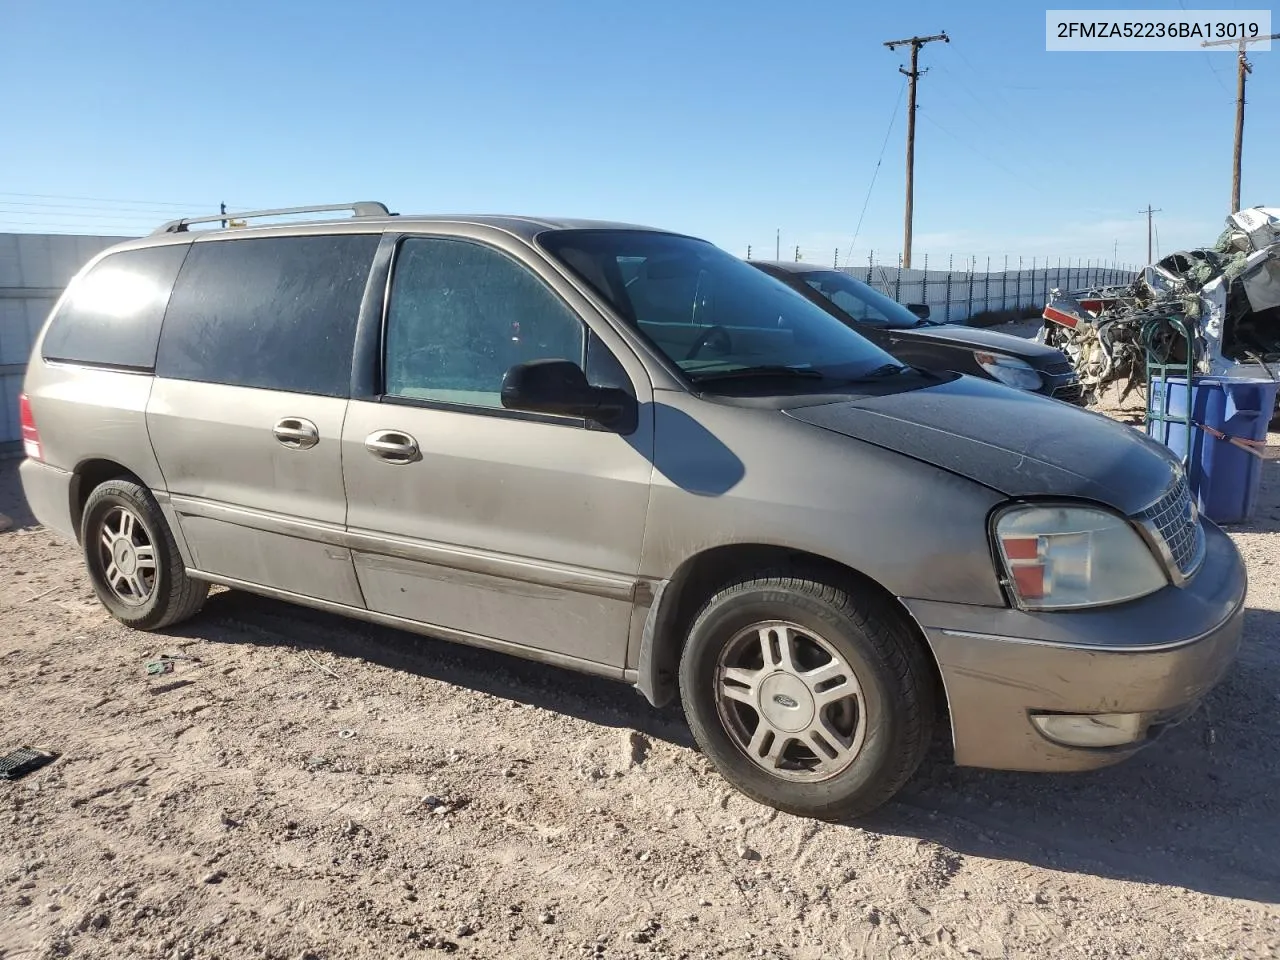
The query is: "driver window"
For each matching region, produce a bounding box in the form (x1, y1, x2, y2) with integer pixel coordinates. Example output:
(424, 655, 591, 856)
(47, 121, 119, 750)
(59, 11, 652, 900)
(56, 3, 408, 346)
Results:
(385, 237, 586, 409)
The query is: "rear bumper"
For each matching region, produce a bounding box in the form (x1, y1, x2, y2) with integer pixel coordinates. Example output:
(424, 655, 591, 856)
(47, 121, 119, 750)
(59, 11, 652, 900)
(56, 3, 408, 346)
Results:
(18, 458, 77, 541)
(903, 521, 1246, 771)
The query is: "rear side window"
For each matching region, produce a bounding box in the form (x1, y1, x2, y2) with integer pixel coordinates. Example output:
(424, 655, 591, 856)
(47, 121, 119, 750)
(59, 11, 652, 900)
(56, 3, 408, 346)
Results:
(156, 234, 378, 397)
(42, 245, 189, 369)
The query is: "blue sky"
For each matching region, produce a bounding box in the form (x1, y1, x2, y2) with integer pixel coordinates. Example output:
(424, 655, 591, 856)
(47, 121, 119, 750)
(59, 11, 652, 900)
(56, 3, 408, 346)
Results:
(0, 0, 1274, 268)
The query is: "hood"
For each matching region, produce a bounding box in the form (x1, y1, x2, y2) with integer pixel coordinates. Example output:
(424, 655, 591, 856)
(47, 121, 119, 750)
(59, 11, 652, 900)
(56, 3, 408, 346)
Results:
(902, 323, 1064, 362)
(784, 375, 1176, 514)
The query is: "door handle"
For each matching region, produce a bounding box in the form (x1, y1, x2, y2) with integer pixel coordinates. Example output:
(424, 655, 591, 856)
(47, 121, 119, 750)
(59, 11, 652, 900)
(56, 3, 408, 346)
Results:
(364, 430, 420, 464)
(273, 418, 319, 450)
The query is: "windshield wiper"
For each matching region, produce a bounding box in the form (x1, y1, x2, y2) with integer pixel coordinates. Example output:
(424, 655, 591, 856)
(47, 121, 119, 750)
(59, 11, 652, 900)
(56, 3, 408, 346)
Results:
(688, 365, 826, 383)
(851, 362, 911, 380)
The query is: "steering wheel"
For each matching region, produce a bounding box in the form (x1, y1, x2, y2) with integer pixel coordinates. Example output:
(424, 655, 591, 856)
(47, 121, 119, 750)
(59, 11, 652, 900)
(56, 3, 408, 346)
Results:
(685, 325, 733, 360)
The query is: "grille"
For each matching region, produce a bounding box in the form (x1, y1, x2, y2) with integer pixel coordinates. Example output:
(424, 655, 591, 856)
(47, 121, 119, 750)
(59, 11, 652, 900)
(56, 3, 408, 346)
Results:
(1043, 360, 1075, 375)
(1050, 383, 1086, 406)
(1135, 471, 1205, 577)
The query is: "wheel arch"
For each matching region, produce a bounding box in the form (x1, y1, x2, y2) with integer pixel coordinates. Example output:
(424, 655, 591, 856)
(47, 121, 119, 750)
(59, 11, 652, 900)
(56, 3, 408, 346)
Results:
(635, 543, 946, 721)
(69, 459, 147, 543)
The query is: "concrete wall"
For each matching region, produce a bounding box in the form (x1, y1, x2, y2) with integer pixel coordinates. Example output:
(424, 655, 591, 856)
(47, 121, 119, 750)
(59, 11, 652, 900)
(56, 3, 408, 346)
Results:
(0, 233, 131, 449)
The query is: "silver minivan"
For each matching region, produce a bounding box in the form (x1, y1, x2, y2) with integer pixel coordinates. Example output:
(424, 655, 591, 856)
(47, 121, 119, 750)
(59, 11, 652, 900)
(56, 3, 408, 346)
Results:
(18, 202, 1247, 819)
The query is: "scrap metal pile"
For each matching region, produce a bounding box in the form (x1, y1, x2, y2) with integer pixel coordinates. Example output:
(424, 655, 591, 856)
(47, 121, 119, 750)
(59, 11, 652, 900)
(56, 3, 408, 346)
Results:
(1038, 206, 1280, 404)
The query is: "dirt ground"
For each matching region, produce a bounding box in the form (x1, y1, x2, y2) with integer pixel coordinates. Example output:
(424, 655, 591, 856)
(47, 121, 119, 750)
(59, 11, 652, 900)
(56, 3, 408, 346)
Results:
(2, 392, 1280, 959)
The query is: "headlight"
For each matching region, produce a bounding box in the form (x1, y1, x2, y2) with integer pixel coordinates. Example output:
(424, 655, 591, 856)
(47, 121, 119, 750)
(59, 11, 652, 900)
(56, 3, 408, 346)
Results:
(974, 351, 1042, 391)
(994, 505, 1167, 610)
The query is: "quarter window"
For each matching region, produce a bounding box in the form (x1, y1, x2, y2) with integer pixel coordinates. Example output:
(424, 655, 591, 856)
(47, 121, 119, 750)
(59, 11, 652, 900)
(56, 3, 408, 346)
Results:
(384, 237, 586, 409)
(156, 234, 378, 396)
(42, 244, 190, 369)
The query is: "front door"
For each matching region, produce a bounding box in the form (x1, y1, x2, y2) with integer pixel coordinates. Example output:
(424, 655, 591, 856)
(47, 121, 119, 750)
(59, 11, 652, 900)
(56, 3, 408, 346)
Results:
(147, 233, 380, 605)
(341, 234, 653, 670)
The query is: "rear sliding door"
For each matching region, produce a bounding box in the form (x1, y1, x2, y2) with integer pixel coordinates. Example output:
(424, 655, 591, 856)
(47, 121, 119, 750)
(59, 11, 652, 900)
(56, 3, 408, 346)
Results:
(146, 232, 379, 604)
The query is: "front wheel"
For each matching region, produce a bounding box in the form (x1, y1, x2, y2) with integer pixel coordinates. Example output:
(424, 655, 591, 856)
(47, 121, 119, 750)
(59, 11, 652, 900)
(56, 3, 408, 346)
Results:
(679, 572, 936, 820)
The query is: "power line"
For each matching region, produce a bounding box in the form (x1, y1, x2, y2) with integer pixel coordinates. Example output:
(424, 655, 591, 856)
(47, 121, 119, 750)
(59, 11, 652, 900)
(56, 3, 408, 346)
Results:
(0, 206, 176, 222)
(952, 44, 1019, 115)
(843, 77, 907, 267)
(915, 109, 1041, 192)
(1175, 0, 1232, 95)
(0, 199, 207, 216)
(0, 221, 143, 234)
(0, 191, 225, 208)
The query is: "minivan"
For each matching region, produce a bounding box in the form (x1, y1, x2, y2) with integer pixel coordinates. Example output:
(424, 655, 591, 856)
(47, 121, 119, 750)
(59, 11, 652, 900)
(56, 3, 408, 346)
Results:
(19, 202, 1247, 819)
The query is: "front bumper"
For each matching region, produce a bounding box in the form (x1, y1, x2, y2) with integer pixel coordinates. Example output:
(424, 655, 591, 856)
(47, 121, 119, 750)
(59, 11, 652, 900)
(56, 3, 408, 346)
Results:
(902, 521, 1246, 771)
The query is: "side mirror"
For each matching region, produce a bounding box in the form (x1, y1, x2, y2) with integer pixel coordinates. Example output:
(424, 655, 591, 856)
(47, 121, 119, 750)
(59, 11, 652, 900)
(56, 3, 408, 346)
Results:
(906, 303, 931, 321)
(501, 359, 632, 429)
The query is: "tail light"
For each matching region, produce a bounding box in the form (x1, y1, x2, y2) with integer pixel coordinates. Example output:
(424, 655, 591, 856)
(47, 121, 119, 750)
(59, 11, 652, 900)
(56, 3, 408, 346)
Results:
(18, 393, 42, 461)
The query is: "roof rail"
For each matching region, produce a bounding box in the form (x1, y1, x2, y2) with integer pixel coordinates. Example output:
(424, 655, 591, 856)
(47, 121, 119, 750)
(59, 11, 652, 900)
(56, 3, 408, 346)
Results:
(153, 201, 393, 235)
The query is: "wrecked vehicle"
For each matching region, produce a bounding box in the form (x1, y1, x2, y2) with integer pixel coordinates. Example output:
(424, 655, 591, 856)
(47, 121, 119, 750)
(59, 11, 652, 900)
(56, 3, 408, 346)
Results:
(20, 202, 1246, 820)
(1038, 207, 1280, 403)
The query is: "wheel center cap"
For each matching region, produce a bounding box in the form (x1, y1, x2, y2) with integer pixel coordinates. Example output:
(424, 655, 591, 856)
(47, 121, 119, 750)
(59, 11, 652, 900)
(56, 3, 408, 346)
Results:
(758, 672, 815, 733)
(114, 541, 137, 575)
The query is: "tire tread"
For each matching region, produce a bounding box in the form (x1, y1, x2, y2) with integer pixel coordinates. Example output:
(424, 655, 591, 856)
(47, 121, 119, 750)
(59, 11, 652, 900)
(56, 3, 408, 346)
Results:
(81, 479, 208, 631)
(680, 567, 935, 819)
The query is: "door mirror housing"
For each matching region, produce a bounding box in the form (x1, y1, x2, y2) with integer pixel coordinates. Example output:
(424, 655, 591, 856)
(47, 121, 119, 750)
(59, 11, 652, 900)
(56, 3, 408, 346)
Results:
(501, 359, 632, 430)
(906, 303, 931, 321)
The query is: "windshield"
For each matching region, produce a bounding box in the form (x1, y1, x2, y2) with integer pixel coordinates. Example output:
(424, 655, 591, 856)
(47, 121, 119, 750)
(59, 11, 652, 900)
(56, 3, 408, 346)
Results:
(797, 270, 925, 329)
(539, 230, 902, 384)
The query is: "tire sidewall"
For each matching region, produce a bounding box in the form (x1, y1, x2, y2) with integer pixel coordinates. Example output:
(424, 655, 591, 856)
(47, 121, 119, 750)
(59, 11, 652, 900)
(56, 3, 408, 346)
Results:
(681, 584, 904, 817)
(81, 485, 169, 627)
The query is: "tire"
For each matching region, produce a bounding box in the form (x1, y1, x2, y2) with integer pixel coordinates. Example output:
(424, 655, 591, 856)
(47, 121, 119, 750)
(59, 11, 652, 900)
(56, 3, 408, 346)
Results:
(80, 478, 209, 630)
(678, 571, 935, 820)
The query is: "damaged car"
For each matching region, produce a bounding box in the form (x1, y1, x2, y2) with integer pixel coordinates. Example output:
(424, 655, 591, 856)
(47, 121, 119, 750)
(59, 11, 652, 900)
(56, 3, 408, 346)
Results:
(1039, 206, 1280, 403)
(20, 205, 1247, 820)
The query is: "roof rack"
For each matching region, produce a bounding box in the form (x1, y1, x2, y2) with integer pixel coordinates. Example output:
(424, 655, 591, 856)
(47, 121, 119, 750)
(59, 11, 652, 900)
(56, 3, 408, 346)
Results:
(153, 201, 393, 235)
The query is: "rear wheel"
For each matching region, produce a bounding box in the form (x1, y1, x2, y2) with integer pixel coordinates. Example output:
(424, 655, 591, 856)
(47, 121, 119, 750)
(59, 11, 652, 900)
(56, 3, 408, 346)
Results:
(81, 479, 208, 630)
(679, 572, 935, 820)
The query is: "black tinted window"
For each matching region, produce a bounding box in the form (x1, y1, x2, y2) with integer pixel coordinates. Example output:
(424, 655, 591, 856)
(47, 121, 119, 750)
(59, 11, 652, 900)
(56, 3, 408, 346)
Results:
(157, 235, 378, 396)
(42, 245, 189, 369)
(384, 237, 585, 408)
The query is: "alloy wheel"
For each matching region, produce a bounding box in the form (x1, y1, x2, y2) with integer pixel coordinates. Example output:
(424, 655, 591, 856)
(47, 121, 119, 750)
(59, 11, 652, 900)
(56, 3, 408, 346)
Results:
(97, 505, 157, 606)
(715, 620, 866, 782)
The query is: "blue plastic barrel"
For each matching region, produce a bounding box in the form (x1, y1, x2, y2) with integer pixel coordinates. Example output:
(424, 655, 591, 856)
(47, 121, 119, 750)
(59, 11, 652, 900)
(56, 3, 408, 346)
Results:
(1147, 375, 1278, 524)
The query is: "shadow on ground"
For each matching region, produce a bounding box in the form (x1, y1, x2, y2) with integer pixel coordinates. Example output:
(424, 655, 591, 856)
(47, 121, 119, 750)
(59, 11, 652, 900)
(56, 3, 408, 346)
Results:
(180, 587, 1280, 905)
(0, 459, 36, 530)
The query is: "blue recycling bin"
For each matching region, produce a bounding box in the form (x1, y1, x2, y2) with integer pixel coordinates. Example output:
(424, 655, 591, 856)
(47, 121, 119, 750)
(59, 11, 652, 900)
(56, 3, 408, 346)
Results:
(1147, 375, 1278, 524)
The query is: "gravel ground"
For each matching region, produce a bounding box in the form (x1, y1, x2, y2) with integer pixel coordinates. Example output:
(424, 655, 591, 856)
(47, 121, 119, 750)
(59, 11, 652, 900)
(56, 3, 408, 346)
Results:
(2, 393, 1280, 959)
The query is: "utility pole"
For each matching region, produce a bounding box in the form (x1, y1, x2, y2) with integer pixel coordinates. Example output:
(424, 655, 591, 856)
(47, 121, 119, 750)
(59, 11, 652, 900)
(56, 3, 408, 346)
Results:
(775, 228, 780, 260)
(1138, 205, 1161, 263)
(884, 30, 949, 268)
(1202, 32, 1280, 212)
